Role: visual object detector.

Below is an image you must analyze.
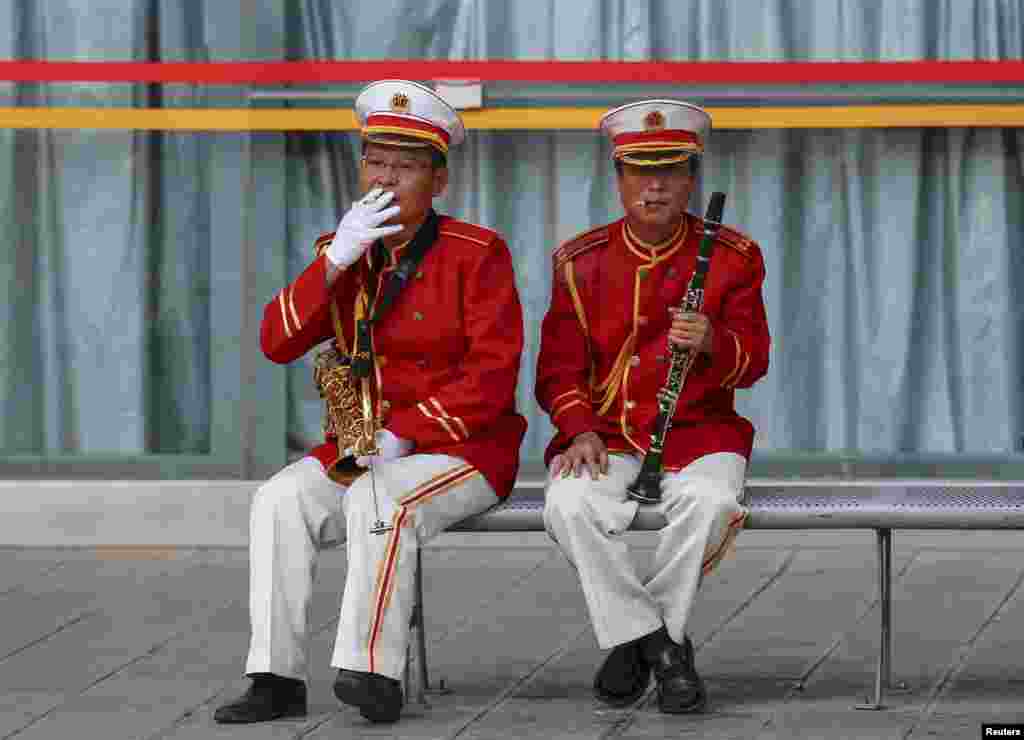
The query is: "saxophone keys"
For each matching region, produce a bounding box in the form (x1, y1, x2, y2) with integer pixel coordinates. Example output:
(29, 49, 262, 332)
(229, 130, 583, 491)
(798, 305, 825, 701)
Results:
(370, 519, 393, 535)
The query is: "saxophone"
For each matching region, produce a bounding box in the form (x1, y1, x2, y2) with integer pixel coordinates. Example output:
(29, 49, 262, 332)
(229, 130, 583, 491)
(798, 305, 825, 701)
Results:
(626, 192, 726, 504)
(313, 304, 381, 485)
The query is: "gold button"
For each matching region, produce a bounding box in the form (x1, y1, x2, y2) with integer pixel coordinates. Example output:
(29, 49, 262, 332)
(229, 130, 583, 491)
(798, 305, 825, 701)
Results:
(626, 400, 636, 409)
(377, 355, 388, 367)
(416, 270, 424, 279)
(413, 311, 424, 321)
(381, 399, 391, 411)
(624, 424, 633, 434)
(630, 355, 640, 367)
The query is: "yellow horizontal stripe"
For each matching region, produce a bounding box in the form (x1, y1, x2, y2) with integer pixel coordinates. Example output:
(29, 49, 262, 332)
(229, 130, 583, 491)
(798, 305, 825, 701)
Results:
(1, 105, 1023, 131)
(0, 107, 359, 131)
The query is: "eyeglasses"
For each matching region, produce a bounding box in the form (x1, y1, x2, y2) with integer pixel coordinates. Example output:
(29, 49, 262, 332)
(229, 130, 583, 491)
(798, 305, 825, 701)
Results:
(361, 156, 432, 180)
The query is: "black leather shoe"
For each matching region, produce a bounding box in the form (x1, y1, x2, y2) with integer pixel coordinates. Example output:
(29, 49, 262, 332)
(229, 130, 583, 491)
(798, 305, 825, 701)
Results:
(593, 637, 651, 707)
(643, 630, 707, 714)
(333, 668, 403, 723)
(213, 674, 307, 724)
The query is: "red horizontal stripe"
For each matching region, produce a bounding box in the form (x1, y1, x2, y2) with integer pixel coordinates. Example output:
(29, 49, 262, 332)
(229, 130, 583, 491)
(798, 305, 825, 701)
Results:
(0, 60, 1022, 84)
(613, 130, 699, 147)
(366, 113, 451, 143)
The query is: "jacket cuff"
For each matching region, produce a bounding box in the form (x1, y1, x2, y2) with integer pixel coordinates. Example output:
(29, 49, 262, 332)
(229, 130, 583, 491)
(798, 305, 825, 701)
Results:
(554, 402, 600, 442)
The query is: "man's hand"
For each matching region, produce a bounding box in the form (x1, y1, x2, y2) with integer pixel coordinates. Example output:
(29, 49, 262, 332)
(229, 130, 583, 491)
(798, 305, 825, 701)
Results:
(353, 429, 414, 467)
(325, 188, 403, 270)
(668, 308, 714, 355)
(549, 431, 608, 481)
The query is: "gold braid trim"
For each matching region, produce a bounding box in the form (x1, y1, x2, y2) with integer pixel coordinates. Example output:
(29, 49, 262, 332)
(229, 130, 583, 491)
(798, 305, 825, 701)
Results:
(563, 261, 597, 394)
(594, 331, 636, 416)
(329, 300, 348, 354)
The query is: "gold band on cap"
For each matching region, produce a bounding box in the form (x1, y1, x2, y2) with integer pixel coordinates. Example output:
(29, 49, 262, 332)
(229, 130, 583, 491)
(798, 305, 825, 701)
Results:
(618, 151, 694, 166)
(363, 133, 434, 150)
(366, 120, 450, 154)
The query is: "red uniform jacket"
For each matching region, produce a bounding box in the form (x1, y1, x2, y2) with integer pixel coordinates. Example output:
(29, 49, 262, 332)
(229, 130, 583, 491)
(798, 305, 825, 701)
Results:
(536, 214, 770, 470)
(260, 215, 527, 499)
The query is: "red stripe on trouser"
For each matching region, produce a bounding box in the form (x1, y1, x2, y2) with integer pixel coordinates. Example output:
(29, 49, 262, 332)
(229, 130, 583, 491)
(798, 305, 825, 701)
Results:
(368, 507, 407, 673)
(701, 510, 748, 575)
(400, 466, 477, 507)
(365, 465, 480, 673)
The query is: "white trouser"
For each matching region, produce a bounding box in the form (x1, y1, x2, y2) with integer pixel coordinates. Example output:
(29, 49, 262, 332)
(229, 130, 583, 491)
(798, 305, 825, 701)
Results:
(543, 452, 747, 650)
(245, 454, 498, 682)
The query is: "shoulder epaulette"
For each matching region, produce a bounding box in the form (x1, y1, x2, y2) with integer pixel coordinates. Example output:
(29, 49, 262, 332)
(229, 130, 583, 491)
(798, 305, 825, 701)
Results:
(438, 219, 497, 248)
(715, 224, 759, 261)
(553, 225, 610, 270)
(314, 231, 335, 258)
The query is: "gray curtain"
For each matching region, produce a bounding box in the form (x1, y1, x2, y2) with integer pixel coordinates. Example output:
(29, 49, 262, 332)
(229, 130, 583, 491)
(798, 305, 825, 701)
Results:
(2, 0, 1022, 465)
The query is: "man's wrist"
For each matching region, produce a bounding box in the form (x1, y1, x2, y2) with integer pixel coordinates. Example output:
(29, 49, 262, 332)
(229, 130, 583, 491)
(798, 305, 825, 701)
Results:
(325, 260, 343, 286)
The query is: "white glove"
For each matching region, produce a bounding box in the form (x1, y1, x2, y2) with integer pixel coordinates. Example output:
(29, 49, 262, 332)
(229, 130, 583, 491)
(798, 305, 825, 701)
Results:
(325, 187, 403, 269)
(354, 429, 414, 468)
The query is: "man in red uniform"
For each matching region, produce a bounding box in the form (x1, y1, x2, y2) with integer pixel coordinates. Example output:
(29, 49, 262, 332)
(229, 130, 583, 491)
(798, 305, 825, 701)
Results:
(215, 80, 526, 725)
(537, 100, 770, 713)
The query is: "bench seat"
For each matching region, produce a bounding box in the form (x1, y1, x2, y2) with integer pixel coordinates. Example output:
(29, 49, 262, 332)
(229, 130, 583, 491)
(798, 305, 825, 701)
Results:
(408, 479, 1024, 710)
(449, 480, 1024, 531)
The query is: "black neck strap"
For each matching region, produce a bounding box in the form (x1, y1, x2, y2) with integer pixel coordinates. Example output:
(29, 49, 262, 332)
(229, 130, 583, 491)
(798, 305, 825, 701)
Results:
(351, 210, 439, 379)
(369, 209, 439, 324)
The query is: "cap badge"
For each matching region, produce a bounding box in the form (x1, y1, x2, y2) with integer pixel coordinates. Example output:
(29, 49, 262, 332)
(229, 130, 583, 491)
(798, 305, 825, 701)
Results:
(390, 92, 410, 114)
(643, 110, 665, 132)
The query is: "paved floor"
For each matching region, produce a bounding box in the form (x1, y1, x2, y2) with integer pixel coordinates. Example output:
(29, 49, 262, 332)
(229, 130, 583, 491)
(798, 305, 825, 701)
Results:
(2, 529, 1023, 739)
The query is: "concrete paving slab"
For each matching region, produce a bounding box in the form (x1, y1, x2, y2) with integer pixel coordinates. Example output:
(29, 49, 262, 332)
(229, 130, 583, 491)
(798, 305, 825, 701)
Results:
(146, 546, 556, 738)
(754, 700, 922, 740)
(0, 554, 243, 693)
(419, 546, 554, 643)
(910, 562, 1024, 738)
(696, 548, 913, 684)
(0, 692, 65, 738)
(0, 558, 68, 595)
(0, 556, 200, 669)
(442, 548, 796, 739)
(2, 534, 1022, 740)
(71, 553, 348, 740)
(749, 550, 1024, 740)
(154, 552, 557, 736)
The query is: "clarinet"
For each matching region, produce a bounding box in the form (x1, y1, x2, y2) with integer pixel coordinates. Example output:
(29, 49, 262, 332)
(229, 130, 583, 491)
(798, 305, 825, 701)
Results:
(626, 192, 727, 504)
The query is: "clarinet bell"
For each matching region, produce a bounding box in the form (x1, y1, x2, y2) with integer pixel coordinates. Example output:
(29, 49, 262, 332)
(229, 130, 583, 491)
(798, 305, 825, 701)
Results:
(626, 486, 662, 505)
(626, 471, 663, 505)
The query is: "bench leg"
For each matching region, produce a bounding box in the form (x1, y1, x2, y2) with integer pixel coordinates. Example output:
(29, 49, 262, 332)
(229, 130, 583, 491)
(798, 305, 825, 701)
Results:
(406, 547, 453, 708)
(856, 527, 893, 710)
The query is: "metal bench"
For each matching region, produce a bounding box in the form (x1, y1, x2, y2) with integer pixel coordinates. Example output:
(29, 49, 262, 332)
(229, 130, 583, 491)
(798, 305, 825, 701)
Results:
(406, 479, 1024, 710)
